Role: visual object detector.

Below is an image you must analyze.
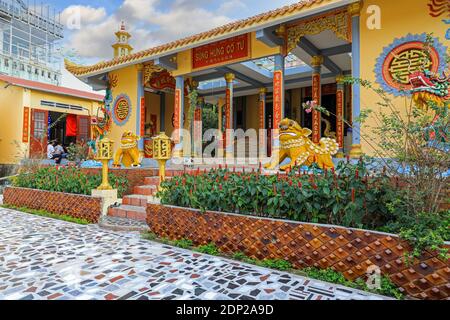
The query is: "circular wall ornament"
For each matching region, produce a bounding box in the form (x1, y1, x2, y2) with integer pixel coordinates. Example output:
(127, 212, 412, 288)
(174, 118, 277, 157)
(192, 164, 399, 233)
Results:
(113, 94, 132, 126)
(375, 33, 448, 96)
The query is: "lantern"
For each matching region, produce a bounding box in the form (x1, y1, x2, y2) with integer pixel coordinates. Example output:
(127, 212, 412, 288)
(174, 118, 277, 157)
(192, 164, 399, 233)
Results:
(153, 132, 172, 184)
(95, 138, 114, 190)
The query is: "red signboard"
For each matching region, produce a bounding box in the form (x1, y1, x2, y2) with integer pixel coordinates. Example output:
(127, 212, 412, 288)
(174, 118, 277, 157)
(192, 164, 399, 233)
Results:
(140, 97, 146, 136)
(173, 89, 181, 143)
(259, 100, 265, 130)
(147, 71, 176, 91)
(22, 107, 30, 143)
(194, 108, 202, 142)
(273, 70, 283, 129)
(336, 90, 344, 148)
(312, 73, 321, 144)
(225, 88, 231, 130)
(259, 100, 265, 146)
(192, 34, 250, 70)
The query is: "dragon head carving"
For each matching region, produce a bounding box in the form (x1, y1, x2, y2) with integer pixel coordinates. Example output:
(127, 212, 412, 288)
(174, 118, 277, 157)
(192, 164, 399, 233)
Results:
(409, 70, 450, 108)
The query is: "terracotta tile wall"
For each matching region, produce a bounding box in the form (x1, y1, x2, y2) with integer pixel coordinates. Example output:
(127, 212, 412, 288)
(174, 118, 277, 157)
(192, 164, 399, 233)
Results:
(146, 203, 450, 300)
(3, 187, 102, 223)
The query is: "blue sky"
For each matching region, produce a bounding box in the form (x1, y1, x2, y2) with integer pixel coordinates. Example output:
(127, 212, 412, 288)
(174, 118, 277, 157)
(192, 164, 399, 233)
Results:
(42, 0, 300, 89)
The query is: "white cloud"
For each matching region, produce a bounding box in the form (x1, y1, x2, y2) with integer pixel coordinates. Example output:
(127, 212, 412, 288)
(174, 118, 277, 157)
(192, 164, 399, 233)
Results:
(218, 0, 247, 14)
(60, 5, 107, 27)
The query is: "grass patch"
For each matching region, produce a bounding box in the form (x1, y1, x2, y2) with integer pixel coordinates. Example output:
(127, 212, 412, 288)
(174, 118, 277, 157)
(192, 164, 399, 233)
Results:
(196, 242, 220, 256)
(2, 205, 91, 225)
(173, 238, 194, 249)
(298, 267, 404, 300)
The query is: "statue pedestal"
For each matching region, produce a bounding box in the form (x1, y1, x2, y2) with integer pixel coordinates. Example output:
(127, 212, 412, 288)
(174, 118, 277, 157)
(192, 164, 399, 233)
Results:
(92, 189, 118, 216)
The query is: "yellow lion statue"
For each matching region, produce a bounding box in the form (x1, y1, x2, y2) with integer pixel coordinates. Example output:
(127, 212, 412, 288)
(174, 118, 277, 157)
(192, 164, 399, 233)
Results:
(265, 119, 339, 171)
(113, 131, 141, 168)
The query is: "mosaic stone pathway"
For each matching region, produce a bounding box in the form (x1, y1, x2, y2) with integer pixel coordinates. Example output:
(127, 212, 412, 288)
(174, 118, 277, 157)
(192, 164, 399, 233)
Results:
(0, 208, 391, 300)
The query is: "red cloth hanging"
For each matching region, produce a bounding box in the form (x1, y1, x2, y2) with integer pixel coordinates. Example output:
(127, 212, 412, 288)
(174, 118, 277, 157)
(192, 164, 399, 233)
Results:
(66, 114, 77, 137)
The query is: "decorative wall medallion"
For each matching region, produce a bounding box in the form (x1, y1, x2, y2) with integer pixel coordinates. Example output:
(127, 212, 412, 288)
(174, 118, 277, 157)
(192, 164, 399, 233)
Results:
(375, 33, 448, 96)
(113, 94, 132, 126)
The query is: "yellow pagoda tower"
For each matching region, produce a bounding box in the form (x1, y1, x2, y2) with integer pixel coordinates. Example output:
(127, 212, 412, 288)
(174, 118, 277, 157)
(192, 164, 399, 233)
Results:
(112, 21, 133, 58)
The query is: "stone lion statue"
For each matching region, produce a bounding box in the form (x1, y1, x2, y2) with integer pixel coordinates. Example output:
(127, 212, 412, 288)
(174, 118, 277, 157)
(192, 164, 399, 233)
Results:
(113, 131, 141, 168)
(265, 119, 339, 171)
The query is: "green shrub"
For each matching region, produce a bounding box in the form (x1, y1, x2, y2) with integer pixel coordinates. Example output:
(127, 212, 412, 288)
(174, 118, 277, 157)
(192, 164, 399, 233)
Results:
(196, 242, 220, 256)
(158, 159, 399, 230)
(13, 167, 129, 198)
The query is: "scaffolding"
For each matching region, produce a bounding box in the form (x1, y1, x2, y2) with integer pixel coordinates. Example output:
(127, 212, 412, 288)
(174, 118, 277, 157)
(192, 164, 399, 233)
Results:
(0, 0, 63, 85)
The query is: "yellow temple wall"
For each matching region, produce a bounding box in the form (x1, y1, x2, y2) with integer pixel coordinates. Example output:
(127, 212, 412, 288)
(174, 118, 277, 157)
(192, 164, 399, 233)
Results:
(0, 83, 24, 164)
(359, 0, 448, 155)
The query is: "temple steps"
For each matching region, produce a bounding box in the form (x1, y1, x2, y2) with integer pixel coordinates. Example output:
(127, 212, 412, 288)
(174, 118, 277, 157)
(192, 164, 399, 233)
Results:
(107, 176, 162, 223)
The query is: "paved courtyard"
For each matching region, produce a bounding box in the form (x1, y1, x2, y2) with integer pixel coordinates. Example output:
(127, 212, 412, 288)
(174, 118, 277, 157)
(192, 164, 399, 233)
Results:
(0, 208, 389, 300)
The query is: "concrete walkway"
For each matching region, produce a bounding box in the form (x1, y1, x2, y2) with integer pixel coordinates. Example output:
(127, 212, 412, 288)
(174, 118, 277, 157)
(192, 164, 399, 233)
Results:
(0, 208, 390, 300)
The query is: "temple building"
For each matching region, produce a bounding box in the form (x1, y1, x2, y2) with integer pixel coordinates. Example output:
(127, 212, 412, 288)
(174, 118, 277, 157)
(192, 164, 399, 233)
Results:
(65, 0, 449, 162)
(0, 74, 104, 172)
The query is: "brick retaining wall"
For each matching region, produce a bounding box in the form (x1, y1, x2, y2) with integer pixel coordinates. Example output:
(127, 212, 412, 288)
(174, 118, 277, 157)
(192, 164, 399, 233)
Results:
(146, 203, 450, 300)
(3, 187, 102, 223)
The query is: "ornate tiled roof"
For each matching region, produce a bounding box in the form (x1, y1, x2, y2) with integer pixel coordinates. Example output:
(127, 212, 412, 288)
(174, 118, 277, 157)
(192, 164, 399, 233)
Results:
(66, 0, 339, 78)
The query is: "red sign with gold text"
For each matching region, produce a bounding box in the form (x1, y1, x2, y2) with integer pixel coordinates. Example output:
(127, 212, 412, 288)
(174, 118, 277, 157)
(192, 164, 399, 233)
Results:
(312, 74, 321, 143)
(22, 107, 30, 143)
(225, 88, 231, 130)
(147, 71, 176, 91)
(192, 34, 250, 70)
(174, 89, 181, 143)
(273, 71, 283, 129)
(259, 100, 265, 130)
(140, 97, 146, 137)
(336, 90, 344, 148)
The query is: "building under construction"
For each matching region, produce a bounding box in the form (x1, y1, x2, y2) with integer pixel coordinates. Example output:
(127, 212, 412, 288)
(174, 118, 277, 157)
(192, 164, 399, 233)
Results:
(0, 0, 63, 85)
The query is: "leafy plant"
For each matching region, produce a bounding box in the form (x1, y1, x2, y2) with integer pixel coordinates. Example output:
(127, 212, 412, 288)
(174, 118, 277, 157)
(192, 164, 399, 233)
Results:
(66, 142, 89, 164)
(158, 160, 401, 230)
(12, 167, 129, 198)
(196, 242, 220, 256)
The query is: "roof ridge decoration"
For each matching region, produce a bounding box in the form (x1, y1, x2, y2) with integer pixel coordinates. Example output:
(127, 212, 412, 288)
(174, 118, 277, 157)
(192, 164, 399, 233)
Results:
(286, 7, 352, 54)
(65, 0, 340, 78)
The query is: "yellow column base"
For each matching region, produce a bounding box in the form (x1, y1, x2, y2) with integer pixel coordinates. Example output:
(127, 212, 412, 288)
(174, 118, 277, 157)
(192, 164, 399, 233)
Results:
(97, 159, 112, 190)
(349, 144, 363, 159)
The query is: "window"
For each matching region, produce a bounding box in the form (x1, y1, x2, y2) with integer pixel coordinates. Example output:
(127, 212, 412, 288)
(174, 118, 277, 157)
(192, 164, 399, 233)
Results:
(78, 117, 90, 141)
(4, 59, 9, 67)
(33, 111, 46, 139)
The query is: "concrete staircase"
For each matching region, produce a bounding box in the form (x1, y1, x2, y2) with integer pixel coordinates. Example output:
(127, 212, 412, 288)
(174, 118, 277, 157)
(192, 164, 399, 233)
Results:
(107, 176, 161, 222)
